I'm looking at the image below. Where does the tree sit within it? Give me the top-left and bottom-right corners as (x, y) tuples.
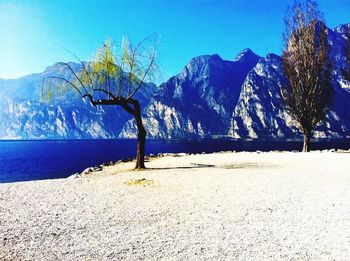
(42, 36), (158, 169)
(281, 0), (333, 152)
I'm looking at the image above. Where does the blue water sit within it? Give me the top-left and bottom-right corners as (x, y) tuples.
(0, 139), (349, 183)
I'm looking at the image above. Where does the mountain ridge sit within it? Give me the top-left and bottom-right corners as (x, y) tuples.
(1, 23), (350, 139)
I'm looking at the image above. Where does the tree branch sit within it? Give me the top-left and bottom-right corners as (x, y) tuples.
(44, 76), (83, 97)
(126, 49), (156, 100)
(55, 62), (89, 94)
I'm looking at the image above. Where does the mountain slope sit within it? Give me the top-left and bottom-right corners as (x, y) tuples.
(0, 63), (157, 139)
(120, 49), (261, 138)
(121, 24), (350, 139)
(1, 23), (350, 140)
(229, 24), (350, 139)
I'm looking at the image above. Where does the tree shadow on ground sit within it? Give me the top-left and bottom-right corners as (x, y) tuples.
(146, 163), (216, 170)
(219, 163), (278, 169)
(145, 162), (278, 171)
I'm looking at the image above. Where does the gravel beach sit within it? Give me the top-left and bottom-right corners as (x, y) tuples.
(1, 151), (350, 260)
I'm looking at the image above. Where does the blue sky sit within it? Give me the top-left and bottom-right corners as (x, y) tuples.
(0, 0), (349, 81)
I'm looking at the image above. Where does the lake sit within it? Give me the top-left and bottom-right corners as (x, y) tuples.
(0, 139), (349, 183)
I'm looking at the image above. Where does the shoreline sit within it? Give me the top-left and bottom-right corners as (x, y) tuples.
(2, 138), (350, 184)
(1, 151), (350, 259)
(70, 148), (350, 180)
(1, 149), (349, 184)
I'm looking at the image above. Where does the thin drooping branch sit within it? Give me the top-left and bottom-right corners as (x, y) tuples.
(62, 49), (94, 88)
(43, 76), (83, 97)
(65, 51), (95, 88)
(80, 62), (94, 87)
(55, 62), (89, 94)
(43, 35), (158, 169)
(126, 49), (156, 100)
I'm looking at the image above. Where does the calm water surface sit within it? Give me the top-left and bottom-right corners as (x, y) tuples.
(0, 139), (349, 183)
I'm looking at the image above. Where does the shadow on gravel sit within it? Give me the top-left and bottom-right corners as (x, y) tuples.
(219, 163), (278, 169)
(146, 163), (216, 170)
(146, 162), (278, 171)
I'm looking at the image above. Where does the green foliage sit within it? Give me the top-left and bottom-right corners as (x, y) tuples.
(89, 38), (121, 96)
(40, 82), (44, 102)
(46, 83), (52, 101)
(41, 35), (158, 102)
(88, 36), (157, 99)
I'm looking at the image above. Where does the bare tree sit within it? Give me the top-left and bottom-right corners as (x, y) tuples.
(281, 0), (333, 152)
(42, 36), (158, 169)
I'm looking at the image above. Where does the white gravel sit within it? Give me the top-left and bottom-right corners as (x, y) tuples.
(1, 151), (350, 260)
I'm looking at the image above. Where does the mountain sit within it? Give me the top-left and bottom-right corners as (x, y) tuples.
(1, 23), (350, 140)
(229, 24), (350, 139)
(0, 64), (157, 139)
(120, 49), (260, 138)
(121, 24), (350, 139)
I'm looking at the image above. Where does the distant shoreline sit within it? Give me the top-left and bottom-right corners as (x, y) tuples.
(1, 137), (350, 142)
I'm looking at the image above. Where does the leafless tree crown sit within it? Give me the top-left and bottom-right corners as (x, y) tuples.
(282, 0), (333, 135)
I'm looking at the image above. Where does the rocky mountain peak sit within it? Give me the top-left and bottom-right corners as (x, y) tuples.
(179, 54), (223, 79)
(234, 48), (259, 62)
(333, 23), (350, 35)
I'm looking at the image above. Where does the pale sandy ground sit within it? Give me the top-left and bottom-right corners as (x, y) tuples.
(1, 151), (350, 260)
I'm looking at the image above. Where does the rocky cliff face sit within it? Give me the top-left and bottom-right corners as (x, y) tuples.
(0, 99), (130, 139)
(1, 24), (350, 140)
(228, 54), (298, 139)
(121, 24), (350, 139)
(0, 63), (156, 139)
(119, 49), (260, 138)
(229, 24), (350, 139)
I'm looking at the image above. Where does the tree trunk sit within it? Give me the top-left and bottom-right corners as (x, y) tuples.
(302, 129), (311, 152)
(133, 100), (147, 169)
